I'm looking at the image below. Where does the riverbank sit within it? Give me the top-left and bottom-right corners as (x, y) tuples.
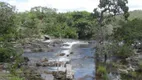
(95, 42), (142, 80)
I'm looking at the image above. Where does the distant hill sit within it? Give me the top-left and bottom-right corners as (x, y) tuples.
(129, 10), (142, 20)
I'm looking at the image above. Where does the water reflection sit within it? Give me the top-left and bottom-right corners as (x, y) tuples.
(70, 44), (95, 80)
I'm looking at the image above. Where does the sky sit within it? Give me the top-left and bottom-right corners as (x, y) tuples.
(0, 0), (142, 12)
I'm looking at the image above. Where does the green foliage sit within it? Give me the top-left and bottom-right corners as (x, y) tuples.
(41, 11), (97, 39)
(105, 42), (134, 59)
(97, 65), (108, 80)
(113, 19), (142, 44)
(120, 70), (142, 80)
(64, 27), (78, 38)
(10, 76), (23, 80)
(0, 43), (17, 62)
(2, 1), (142, 80)
(71, 11), (97, 39)
(0, 2), (17, 41)
(9, 55), (24, 76)
(129, 10), (142, 20)
(138, 61), (142, 68)
(130, 71), (137, 78)
(97, 66), (107, 74)
(0, 2), (23, 79)
(114, 45), (133, 59)
(0, 2), (19, 62)
(0, 3), (98, 40)
(18, 12), (41, 38)
(93, 0), (129, 26)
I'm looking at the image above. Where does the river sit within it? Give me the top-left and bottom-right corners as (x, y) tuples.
(23, 40), (95, 80)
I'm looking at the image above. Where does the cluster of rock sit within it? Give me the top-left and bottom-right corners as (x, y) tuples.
(21, 39), (79, 80)
(36, 60), (66, 67)
(24, 52), (74, 80)
(22, 39), (62, 53)
(107, 46), (142, 80)
(21, 67), (44, 80)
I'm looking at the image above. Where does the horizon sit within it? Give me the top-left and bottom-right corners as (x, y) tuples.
(0, 0), (142, 12)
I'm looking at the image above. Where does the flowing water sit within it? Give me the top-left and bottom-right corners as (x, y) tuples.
(70, 44), (95, 80)
(23, 41), (95, 80)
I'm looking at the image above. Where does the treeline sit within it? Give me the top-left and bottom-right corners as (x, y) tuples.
(1, 4), (97, 40)
(1, 1), (142, 41)
(1, 1), (142, 62)
(18, 8), (98, 40)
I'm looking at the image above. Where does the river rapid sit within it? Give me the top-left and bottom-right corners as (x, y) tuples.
(23, 40), (95, 80)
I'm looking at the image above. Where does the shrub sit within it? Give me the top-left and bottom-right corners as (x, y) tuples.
(0, 44), (17, 62)
(10, 76), (23, 80)
(98, 66), (107, 74)
(97, 65), (108, 80)
(114, 45), (134, 59)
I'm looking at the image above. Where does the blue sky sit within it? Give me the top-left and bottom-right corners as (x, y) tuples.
(1, 0), (142, 12)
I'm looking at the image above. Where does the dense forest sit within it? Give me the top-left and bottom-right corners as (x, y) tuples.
(1, 2), (142, 41)
(0, 1), (142, 80)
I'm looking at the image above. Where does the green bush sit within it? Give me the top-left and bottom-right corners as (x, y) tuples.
(10, 76), (23, 80)
(97, 66), (108, 80)
(138, 61), (142, 68)
(0, 45), (17, 62)
(98, 66), (107, 74)
(0, 42), (23, 62)
(114, 45), (134, 59)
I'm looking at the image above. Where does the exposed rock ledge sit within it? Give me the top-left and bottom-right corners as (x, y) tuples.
(20, 39), (62, 53)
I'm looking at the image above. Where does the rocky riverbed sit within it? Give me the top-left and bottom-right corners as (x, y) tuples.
(23, 40), (96, 80)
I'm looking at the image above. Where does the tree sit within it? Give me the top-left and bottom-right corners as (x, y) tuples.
(94, 0), (129, 25)
(18, 12), (40, 39)
(71, 11), (97, 39)
(30, 6), (57, 21)
(17, 6), (58, 40)
(93, 0), (129, 79)
(0, 2), (21, 62)
(0, 2), (17, 42)
(113, 19), (142, 45)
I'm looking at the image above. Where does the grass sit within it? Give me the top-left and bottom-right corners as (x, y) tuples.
(0, 71), (23, 80)
(97, 65), (109, 80)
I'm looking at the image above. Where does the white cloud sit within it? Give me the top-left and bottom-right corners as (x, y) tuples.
(0, 0), (99, 12)
(0, 0), (142, 12)
(128, 0), (142, 11)
(6, 0), (53, 12)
